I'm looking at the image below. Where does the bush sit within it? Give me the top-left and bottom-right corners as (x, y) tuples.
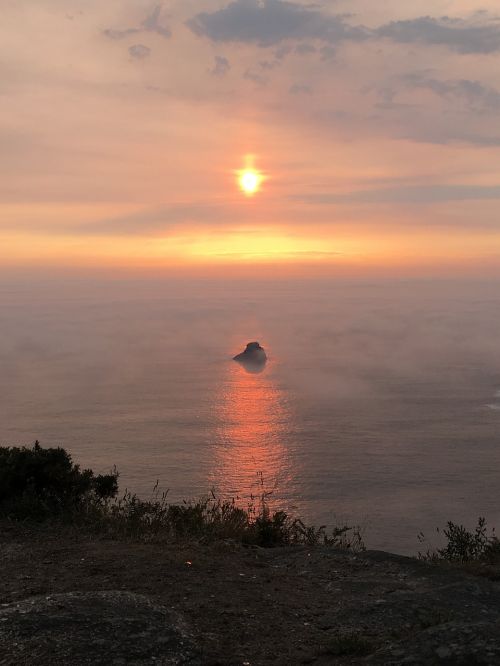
(418, 517), (500, 564)
(0, 441), (118, 520)
(0, 442), (365, 550)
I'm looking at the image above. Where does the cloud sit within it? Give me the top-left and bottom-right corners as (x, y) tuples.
(186, 0), (367, 47)
(71, 203), (262, 237)
(360, 73), (500, 145)
(129, 44), (151, 60)
(318, 45), (336, 61)
(286, 94), (500, 147)
(104, 5), (170, 42)
(259, 59), (277, 70)
(376, 16), (500, 54)
(104, 28), (140, 41)
(186, 2), (500, 56)
(243, 69), (267, 86)
(406, 129), (500, 146)
(76, 206), (202, 236)
(289, 84), (312, 95)
(213, 250), (343, 259)
(295, 43), (316, 55)
(209, 55), (231, 77)
(295, 184), (500, 205)
(274, 45), (292, 60)
(402, 74), (500, 112)
(141, 5), (171, 39)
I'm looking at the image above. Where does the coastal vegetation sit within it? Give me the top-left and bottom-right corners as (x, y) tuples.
(0, 441), (364, 550)
(4, 441), (500, 567)
(418, 517), (500, 566)
(4, 443), (500, 663)
(0, 441), (118, 520)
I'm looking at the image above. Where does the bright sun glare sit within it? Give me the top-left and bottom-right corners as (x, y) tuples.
(238, 168), (263, 196)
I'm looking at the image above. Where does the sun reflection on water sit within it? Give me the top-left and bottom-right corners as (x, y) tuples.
(209, 358), (297, 510)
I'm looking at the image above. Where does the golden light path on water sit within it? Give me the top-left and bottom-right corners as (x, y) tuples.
(209, 357), (297, 512)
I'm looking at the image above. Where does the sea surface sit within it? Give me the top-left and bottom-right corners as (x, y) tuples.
(1, 276), (500, 554)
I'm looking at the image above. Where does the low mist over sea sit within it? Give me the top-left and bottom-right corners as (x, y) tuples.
(2, 276), (500, 554)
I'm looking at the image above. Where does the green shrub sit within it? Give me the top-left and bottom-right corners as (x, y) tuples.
(0, 442), (365, 550)
(0, 441), (118, 519)
(418, 517), (500, 564)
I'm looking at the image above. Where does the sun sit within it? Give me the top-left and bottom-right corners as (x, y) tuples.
(238, 168), (263, 196)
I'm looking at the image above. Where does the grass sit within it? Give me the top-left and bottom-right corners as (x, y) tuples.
(87, 488), (365, 548)
(0, 442), (365, 550)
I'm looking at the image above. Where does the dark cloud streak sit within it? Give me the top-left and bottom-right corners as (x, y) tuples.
(104, 28), (140, 41)
(376, 16), (500, 54)
(295, 185), (500, 205)
(186, 0), (367, 47)
(402, 74), (500, 112)
(187, 1), (500, 55)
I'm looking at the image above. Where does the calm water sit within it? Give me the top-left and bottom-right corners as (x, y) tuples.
(1, 276), (500, 554)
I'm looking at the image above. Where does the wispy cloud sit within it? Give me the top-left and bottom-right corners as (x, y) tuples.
(376, 15), (500, 54)
(209, 56), (231, 77)
(104, 5), (171, 42)
(295, 185), (500, 205)
(243, 69), (267, 86)
(141, 5), (171, 39)
(70, 203), (258, 237)
(402, 74), (500, 112)
(289, 84), (312, 95)
(103, 27), (140, 41)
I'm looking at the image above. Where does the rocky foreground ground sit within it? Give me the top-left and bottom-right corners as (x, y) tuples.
(2, 522), (500, 665)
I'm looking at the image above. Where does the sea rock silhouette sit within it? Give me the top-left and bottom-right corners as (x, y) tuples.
(233, 342), (267, 373)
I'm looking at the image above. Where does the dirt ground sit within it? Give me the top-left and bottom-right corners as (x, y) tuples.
(2, 521), (500, 665)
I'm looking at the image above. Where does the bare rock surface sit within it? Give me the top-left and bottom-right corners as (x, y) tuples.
(368, 621), (500, 665)
(0, 591), (199, 666)
(3, 523), (500, 664)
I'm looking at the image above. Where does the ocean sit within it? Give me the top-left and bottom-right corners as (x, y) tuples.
(1, 276), (500, 554)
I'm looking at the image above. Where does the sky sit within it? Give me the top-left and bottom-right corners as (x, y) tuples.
(2, 0), (500, 276)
